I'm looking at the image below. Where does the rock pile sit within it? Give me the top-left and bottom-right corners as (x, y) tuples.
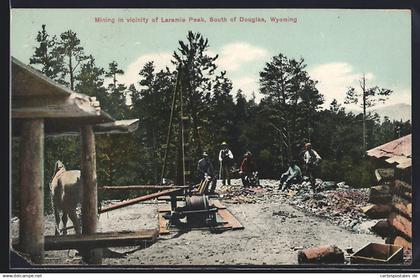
(218, 178), (373, 233)
(285, 182), (371, 233)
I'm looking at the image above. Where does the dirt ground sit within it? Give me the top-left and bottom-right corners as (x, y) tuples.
(11, 179), (382, 266)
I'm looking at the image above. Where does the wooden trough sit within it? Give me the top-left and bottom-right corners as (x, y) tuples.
(350, 243), (403, 264)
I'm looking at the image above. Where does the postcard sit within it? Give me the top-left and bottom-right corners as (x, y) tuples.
(10, 8), (412, 268)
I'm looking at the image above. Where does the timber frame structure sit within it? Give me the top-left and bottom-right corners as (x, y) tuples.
(11, 57), (139, 265)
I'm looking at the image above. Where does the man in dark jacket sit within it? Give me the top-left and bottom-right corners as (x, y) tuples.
(197, 151), (217, 193)
(240, 151), (258, 187)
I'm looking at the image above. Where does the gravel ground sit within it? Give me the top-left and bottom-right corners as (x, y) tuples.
(11, 179), (386, 267)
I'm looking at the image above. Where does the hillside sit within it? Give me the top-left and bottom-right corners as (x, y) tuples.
(348, 103), (411, 122)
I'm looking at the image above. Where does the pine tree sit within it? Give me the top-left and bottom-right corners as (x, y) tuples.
(29, 24), (65, 82)
(172, 31), (219, 157)
(55, 30), (89, 90)
(105, 61), (128, 118)
(259, 53), (323, 161)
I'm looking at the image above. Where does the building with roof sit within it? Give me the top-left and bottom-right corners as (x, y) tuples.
(366, 134), (412, 250)
(11, 57), (139, 264)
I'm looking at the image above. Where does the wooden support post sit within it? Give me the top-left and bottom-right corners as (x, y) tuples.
(80, 125), (102, 264)
(19, 119), (44, 264)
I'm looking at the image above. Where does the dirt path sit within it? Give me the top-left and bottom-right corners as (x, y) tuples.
(11, 179), (381, 266)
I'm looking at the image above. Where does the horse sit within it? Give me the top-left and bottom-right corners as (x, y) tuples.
(49, 160), (82, 236)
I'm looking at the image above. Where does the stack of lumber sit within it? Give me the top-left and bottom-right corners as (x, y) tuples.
(363, 169), (412, 250)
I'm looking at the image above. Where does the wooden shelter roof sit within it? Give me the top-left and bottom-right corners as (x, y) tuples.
(367, 134), (411, 169)
(11, 57), (139, 136)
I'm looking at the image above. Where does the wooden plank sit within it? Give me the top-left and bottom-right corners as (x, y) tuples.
(158, 213), (170, 235)
(392, 196), (412, 220)
(393, 236), (412, 250)
(209, 199), (227, 209)
(393, 179), (412, 193)
(43, 229), (158, 250)
(158, 204), (172, 213)
(217, 208), (244, 230)
(99, 188), (182, 213)
(19, 119), (44, 264)
(388, 212), (412, 239)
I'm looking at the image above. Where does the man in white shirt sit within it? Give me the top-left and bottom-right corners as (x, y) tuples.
(218, 141), (234, 186)
(303, 143), (322, 188)
(279, 160), (302, 191)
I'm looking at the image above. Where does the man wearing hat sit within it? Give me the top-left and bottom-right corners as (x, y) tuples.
(218, 141), (234, 186)
(303, 143), (322, 188)
(197, 151), (217, 193)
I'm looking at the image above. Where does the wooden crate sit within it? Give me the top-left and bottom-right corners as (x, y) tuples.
(350, 243), (403, 264)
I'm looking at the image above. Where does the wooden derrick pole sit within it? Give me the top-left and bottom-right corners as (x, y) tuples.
(80, 125), (102, 264)
(19, 119), (45, 264)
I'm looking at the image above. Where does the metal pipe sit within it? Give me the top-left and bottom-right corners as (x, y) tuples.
(99, 188), (182, 214)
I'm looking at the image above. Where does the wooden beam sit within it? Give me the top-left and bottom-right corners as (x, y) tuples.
(12, 94), (101, 119)
(388, 212), (412, 239)
(392, 195), (412, 220)
(80, 125), (102, 264)
(43, 229), (158, 250)
(19, 119), (44, 264)
(99, 188), (183, 214)
(393, 236), (412, 250)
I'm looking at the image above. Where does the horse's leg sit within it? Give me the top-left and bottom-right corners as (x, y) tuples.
(67, 208), (81, 236)
(53, 207), (61, 236)
(62, 211), (68, 235)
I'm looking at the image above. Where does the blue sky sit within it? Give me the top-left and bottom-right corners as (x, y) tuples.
(11, 9), (411, 109)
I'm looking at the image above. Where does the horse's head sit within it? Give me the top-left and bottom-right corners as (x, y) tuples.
(49, 160), (66, 189)
(54, 160), (66, 173)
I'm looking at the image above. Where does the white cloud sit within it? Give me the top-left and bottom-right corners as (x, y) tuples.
(216, 42), (268, 72)
(376, 87), (411, 108)
(231, 76), (264, 103)
(308, 62), (375, 109)
(104, 52), (173, 88)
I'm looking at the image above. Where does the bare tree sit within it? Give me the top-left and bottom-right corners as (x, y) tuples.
(345, 74), (393, 150)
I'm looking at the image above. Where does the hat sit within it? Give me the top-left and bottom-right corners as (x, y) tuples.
(221, 141), (228, 146)
(202, 151), (208, 157)
(245, 151), (252, 156)
(305, 143), (312, 148)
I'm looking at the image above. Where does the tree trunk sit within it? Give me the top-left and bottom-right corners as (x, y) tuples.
(69, 54), (74, 90)
(362, 74), (366, 151)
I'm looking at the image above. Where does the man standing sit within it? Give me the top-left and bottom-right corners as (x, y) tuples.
(279, 160), (302, 191)
(197, 152), (217, 193)
(218, 141), (234, 186)
(240, 151), (258, 187)
(303, 143), (322, 188)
